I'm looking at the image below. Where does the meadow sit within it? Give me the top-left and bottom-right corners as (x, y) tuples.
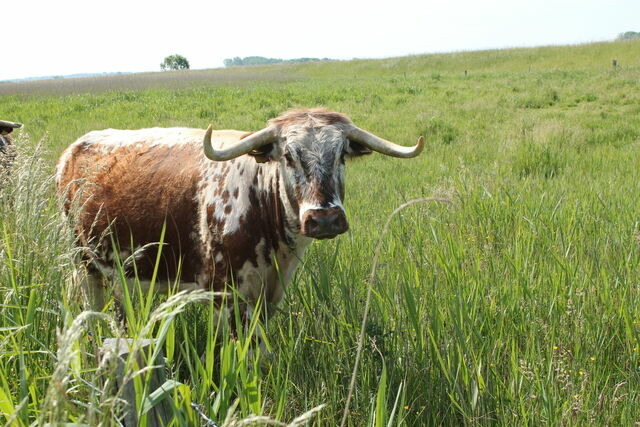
(1, 40), (640, 425)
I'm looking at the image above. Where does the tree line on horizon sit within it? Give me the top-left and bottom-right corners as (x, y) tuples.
(616, 31), (640, 41)
(223, 56), (332, 67)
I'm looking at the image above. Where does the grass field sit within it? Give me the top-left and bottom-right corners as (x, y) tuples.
(1, 40), (640, 425)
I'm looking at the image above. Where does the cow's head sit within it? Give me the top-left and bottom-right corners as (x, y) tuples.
(203, 109), (424, 239)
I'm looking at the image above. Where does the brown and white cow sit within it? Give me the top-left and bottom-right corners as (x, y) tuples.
(56, 108), (423, 321)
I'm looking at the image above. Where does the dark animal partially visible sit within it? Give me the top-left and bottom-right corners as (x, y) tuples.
(0, 120), (21, 173)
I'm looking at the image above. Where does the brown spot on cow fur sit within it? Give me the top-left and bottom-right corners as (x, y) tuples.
(58, 141), (204, 282)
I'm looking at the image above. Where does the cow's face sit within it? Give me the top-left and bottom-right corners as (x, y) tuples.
(202, 109), (424, 239)
(272, 124), (370, 239)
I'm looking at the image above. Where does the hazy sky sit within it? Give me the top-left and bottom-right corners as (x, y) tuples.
(3, 0), (638, 81)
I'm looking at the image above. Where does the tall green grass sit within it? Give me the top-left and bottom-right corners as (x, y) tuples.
(1, 40), (640, 424)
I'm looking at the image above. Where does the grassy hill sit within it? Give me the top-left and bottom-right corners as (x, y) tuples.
(2, 40), (638, 97)
(1, 40), (640, 425)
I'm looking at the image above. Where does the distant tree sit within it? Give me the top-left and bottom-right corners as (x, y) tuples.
(616, 31), (640, 41)
(160, 54), (190, 71)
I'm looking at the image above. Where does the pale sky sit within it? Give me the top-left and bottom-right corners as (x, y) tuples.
(3, 0), (639, 81)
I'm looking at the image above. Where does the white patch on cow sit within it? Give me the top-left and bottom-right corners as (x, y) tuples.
(232, 236), (310, 311)
(298, 201), (320, 219)
(84, 128), (204, 150)
(298, 199), (346, 224)
(197, 154), (286, 240)
(236, 237), (268, 302)
(56, 128), (206, 184)
(54, 145), (74, 185)
(272, 240), (309, 302)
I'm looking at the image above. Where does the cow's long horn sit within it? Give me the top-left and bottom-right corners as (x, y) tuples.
(346, 127), (424, 158)
(203, 125), (278, 161)
(0, 120), (21, 128)
(0, 120), (22, 135)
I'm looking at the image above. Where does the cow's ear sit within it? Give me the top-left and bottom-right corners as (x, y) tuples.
(247, 144), (276, 163)
(345, 139), (372, 159)
(239, 131), (278, 163)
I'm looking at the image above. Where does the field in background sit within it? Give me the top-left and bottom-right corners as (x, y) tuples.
(1, 40), (640, 425)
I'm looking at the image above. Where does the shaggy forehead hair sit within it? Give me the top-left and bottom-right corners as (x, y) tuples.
(268, 108), (353, 130)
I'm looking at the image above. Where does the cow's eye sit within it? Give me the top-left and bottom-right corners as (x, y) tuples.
(284, 152), (295, 166)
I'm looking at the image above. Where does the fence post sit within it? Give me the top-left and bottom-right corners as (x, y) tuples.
(101, 338), (172, 426)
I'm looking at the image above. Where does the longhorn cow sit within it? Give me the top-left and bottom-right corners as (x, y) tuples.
(56, 108), (424, 320)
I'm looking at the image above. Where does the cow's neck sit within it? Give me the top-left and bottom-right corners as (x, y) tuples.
(250, 159), (312, 252)
(234, 159), (312, 306)
(200, 157), (312, 304)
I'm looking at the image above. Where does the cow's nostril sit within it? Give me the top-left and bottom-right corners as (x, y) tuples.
(306, 217), (318, 231)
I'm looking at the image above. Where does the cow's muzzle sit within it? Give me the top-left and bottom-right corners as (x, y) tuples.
(301, 207), (349, 239)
